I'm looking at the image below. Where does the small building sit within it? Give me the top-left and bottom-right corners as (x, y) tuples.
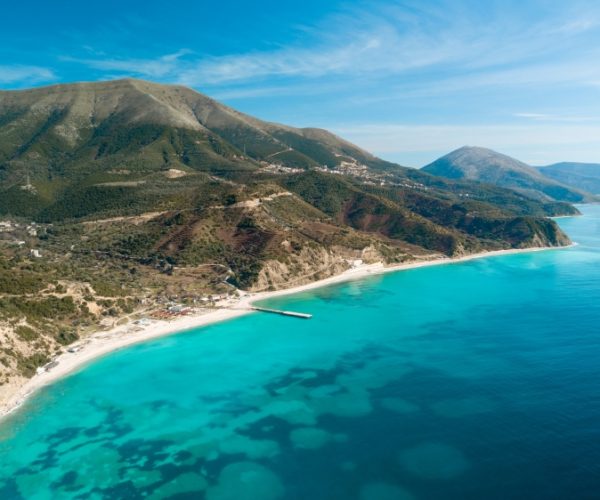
(30, 249), (42, 258)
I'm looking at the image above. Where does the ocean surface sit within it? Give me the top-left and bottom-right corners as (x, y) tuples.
(1, 206), (600, 499)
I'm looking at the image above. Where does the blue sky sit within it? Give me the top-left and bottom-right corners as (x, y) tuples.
(2, 0), (600, 166)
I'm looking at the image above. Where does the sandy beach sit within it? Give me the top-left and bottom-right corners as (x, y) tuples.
(0, 244), (571, 422)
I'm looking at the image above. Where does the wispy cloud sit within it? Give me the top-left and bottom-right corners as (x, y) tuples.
(177, 36), (386, 85)
(335, 122), (600, 150)
(0, 65), (55, 85)
(514, 113), (599, 123)
(64, 1), (600, 99)
(190, 0), (600, 92)
(61, 50), (191, 79)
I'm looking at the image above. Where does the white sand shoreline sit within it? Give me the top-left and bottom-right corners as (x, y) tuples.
(0, 244), (574, 422)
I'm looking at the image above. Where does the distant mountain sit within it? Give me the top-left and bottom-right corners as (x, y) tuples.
(537, 163), (600, 194)
(422, 146), (594, 203)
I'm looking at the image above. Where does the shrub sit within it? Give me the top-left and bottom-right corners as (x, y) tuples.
(55, 329), (79, 346)
(16, 325), (39, 341)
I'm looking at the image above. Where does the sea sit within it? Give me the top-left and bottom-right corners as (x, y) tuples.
(1, 205), (599, 499)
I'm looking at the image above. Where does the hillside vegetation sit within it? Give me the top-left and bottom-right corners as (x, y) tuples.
(0, 79), (575, 392)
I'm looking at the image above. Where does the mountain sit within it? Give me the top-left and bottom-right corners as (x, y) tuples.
(0, 80), (576, 389)
(422, 146), (594, 203)
(537, 163), (600, 194)
(0, 78), (382, 193)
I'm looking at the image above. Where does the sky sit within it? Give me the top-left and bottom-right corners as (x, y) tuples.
(2, 0), (600, 167)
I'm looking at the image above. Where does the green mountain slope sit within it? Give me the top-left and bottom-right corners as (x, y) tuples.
(422, 146), (595, 203)
(0, 79), (376, 186)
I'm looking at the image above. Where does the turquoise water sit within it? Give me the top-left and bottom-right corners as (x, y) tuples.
(1, 206), (600, 499)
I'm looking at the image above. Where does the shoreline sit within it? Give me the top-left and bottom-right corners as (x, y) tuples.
(0, 244), (573, 422)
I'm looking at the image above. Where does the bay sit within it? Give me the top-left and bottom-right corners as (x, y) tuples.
(1, 206), (599, 499)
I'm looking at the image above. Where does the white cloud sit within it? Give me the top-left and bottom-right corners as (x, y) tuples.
(0, 65), (55, 85)
(62, 50), (191, 79)
(514, 113), (599, 123)
(177, 37), (380, 85)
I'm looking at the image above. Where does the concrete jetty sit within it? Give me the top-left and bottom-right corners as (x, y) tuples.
(251, 306), (312, 319)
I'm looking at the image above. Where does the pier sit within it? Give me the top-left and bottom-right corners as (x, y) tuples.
(251, 306), (312, 319)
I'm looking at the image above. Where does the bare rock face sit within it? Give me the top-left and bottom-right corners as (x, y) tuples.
(251, 246), (351, 292)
